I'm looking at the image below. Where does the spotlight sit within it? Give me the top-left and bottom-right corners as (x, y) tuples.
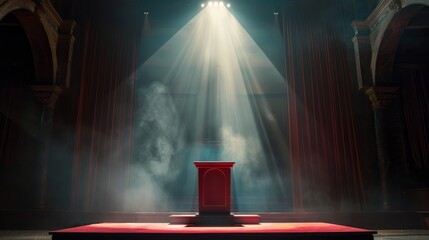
(273, 12), (279, 15)
(200, 1), (230, 9)
(144, 11), (149, 15)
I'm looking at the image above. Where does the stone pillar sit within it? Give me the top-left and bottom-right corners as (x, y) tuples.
(365, 86), (398, 210)
(352, 21), (373, 89)
(31, 85), (63, 208)
(56, 20), (76, 88)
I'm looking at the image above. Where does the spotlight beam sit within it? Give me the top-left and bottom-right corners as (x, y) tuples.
(136, 5), (286, 211)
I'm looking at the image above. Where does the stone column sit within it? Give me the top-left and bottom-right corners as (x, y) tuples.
(365, 86), (398, 210)
(31, 85), (63, 209)
(57, 20), (76, 88)
(352, 21), (372, 90)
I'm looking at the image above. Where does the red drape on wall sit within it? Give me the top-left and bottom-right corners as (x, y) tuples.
(283, 1), (366, 211)
(71, 16), (139, 210)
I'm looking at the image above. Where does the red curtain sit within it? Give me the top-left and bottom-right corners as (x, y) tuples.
(71, 15), (139, 211)
(283, 1), (367, 211)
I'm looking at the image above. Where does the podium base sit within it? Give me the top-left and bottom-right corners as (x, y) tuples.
(169, 213), (260, 225)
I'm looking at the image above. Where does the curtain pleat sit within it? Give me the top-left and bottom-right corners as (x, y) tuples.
(71, 18), (139, 211)
(283, 1), (366, 211)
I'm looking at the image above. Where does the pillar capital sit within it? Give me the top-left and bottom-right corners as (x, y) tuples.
(31, 85), (63, 110)
(351, 21), (371, 36)
(365, 87), (398, 110)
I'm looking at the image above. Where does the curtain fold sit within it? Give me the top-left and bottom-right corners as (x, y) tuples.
(283, 1), (366, 211)
(71, 16), (139, 211)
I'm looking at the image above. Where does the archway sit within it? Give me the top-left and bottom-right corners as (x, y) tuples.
(371, 2), (429, 210)
(0, 0), (56, 84)
(374, 4), (428, 86)
(0, 0), (69, 209)
(352, 0), (429, 210)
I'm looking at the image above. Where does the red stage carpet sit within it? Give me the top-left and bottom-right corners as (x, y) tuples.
(50, 222), (376, 240)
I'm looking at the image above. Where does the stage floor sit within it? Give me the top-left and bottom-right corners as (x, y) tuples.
(50, 222), (376, 240)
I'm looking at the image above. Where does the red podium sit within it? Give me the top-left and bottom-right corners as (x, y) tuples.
(195, 161), (234, 214)
(170, 161), (259, 225)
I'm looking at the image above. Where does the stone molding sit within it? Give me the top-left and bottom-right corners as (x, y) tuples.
(31, 85), (63, 109)
(0, 0), (76, 87)
(365, 87), (399, 110)
(352, 0), (429, 87)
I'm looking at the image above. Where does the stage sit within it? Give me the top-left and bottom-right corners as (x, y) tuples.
(50, 222), (376, 240)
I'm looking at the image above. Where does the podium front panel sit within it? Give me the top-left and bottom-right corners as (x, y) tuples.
(194, 161), (235, 215)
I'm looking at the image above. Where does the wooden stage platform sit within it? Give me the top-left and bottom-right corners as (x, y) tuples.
(50, 222), (377, 240)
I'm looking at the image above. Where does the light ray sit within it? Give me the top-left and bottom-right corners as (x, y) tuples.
(133, 6), (288, 211)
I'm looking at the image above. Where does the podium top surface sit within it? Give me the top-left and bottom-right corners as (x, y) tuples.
(194, 161), (235, 168)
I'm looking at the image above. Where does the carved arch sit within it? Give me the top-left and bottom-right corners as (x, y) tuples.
(368, 0), (429, 86)
(0, 0), (75, 86)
